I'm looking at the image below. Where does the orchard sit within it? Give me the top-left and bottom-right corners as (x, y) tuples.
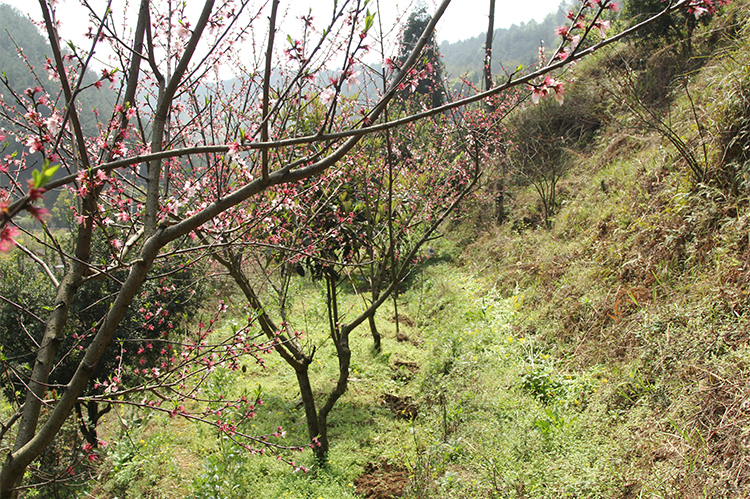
(0, 0), (729, 496)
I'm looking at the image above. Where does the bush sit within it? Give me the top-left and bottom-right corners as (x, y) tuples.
(0, 239), (210, 492)
(507, 79), (602, 227)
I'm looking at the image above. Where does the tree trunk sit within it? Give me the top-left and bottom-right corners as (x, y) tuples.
(483, 0), (496, 95)
(314, 328), (351, 461)
(368, 314), (381, 351)
(295, 366), (320, 447)
(368, 279), (382, 350)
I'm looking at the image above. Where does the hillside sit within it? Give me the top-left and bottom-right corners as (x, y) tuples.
(456, 0), (750, 494)
(440, 7), (568, 86)
(0, 4), (117, 178)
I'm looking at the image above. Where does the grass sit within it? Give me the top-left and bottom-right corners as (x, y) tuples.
(87, 252), (630, 498)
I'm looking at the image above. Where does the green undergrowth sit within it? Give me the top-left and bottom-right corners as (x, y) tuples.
(93, 272), (431, 498)
(93, 253), (633, 498)
(397, 266), (626, 498)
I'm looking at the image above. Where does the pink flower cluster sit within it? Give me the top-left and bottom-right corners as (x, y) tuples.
(686, 0), (731, 18)
(531, 75), (565, 105)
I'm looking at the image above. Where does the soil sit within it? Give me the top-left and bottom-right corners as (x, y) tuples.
(396, 332), (410, 342)
(395, 332), (421, 346)
(383, 393), (418, 420)
(389, 314), (416, 327)
(354, 459), (410, 498)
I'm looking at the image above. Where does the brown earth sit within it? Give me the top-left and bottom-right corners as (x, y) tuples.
(354, 459), (410, 498)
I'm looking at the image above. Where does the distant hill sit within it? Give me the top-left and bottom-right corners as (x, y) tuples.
(0, 4), (52, 91)
(0, 4), (115, 136)
(440, 8), (568, 88)
(1, 3), (117, 191)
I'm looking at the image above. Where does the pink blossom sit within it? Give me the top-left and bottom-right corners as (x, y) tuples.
(687, 0), (715, 17)
(0, 226), (19, 252)
(346, 70), (361, 91)
(28, 205), (50, 221)
(26, 136), (44, 154)
(24, 109), (44, 127)
(177, 22), (192, 40)
(593, 20), (611, 38)
(531, 85), (547, 104)
(319, 88), (336, 105)
(545, 76), (565, 105)
(555, 26), (570, 38)
(102, 69), (116, 82)
(569, 35), (581, 51)
(45, 58), (59, 81)
(111, 142), (128, 158)
(26, 180), (46, 202)
(227, 141), (242, 161)
(45, 113), (62, 136)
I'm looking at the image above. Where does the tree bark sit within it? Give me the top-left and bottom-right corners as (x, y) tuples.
(483, 0), (496, 94)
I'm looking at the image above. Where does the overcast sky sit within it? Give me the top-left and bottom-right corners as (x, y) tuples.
(1, 0), (562, 44)
(1, 0), (562, 78)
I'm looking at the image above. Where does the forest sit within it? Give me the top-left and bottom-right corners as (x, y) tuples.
(1, 0), (749, 497)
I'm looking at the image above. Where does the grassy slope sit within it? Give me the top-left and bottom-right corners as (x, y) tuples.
(452, 2), (750, 496)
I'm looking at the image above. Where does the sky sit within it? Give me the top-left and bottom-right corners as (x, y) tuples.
(1, 0), (563, 45)
(1, 0), (563, 77)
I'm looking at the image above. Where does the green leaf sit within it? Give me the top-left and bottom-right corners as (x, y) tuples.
(32, 161), (60, 189)
(364, 9), (375, 33)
